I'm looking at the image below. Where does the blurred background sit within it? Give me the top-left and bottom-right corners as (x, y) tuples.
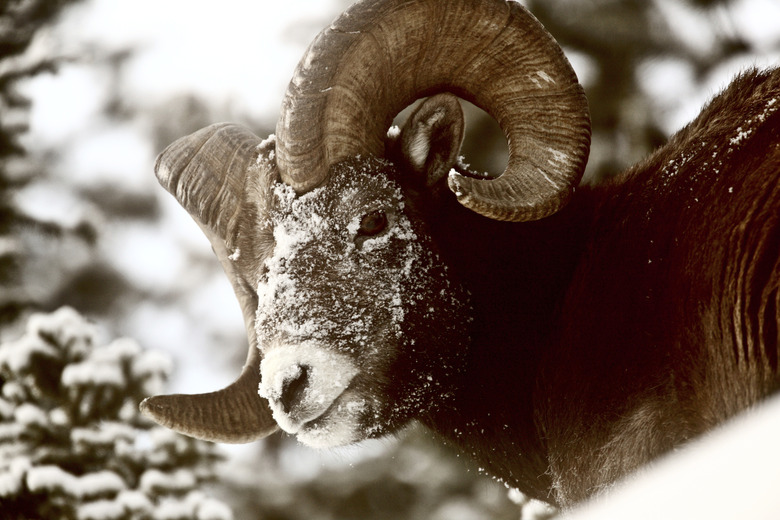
(1, 0), (779, 518)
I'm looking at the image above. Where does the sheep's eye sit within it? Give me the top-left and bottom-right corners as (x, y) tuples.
(358, 210), (388, 236)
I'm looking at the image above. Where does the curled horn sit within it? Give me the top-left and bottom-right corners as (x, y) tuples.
(275, 0), (591, 221)
(142, 123), (278, 442)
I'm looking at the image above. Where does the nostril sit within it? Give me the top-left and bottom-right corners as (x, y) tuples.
(280, 364), (310, 414)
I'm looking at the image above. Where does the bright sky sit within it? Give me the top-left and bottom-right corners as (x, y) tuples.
(48, 0), (340, 116)
(19, 0), (345, 205)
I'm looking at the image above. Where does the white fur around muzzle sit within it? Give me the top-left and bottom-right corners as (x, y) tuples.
(258, 342), (365, 447)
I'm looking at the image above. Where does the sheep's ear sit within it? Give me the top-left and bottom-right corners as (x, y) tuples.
(142, 123), (279, 443)
(398, 93), (465, 187)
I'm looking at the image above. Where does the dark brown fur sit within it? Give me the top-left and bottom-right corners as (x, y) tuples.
(404, 69), (780, 506)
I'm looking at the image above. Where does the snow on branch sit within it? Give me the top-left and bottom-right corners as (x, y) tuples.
(0, 307), (233, 520)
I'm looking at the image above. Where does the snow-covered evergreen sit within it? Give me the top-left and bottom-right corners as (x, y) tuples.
(0, 307), (232, 520)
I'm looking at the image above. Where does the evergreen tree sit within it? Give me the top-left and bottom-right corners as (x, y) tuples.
(0, 307), (233, 520)
(0, 0), (94, 325)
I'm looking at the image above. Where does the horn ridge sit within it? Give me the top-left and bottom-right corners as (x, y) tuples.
(154, 123), (263, 239)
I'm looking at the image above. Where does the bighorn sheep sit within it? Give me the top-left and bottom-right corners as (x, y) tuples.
(140, 0), (780, 507)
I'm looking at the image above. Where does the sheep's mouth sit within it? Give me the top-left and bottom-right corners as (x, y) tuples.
(298, 397), (340, 430)
(291, 386), (372, 448)
(303, 380), (353, 425)
(271, 390), (344, 436)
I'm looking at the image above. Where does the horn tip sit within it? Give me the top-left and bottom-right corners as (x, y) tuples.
(447, 170), (571, 222)
(139, 395), (169, 426)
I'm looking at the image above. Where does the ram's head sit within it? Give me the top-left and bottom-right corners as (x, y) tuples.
(141, 0), (590, 447)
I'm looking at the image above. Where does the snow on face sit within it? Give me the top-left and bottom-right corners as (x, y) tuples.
(254, 157), (467, 447)
(255, 158), (414, 348)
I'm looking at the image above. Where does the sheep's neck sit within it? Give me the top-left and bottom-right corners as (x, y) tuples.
(420, 189), (596, 503)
